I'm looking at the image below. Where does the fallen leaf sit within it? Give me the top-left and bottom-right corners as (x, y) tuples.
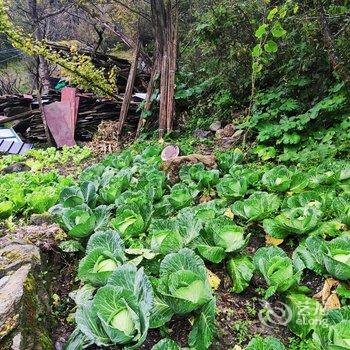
(265, 234), (284, 246)
(324, 293), (341, 310)
(314, 278), (339, 304)
(233, 346), (243, 350)
(207, 268), (221, 290)
(225, 208), (234, 219)
(199, 195), (211, 203)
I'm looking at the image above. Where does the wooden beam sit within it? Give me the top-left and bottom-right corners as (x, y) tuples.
(117, 35), (141, 138)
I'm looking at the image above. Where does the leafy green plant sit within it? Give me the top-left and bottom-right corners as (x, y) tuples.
(216, 149), (244, 173)
(154, 248), (216, 349)
(332, 194), (350, 226)
(285, 293), (323, 339)
(231, 191), (281, 222)
(216, 175), (248, 200)
(78, 230), (126, 286)
(168, 184), (193, 210)
(227, 255), (255, 293)
(111, 204), (146, 238)
(262, 165), (294, 192)
(58, 204), (110, 239)
(246, 336), (285, 350)
(313, 306), (350, 349)
(263, 207), (320, 239)
(324, 236), (350, 281)
(197, 217), (250, 263)
(151, 339), (181, 350)
(253, 246), (302, 298)
(293, 236), (327, 275)
(66, 264), (153, 349)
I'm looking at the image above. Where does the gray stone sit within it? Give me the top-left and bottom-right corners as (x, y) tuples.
(193, 129), (211, 138)
(232, 129), (244, 139)
(209, 121), (222, 132)
(0, 240), (54, 350)
(222, 123), (236, 137)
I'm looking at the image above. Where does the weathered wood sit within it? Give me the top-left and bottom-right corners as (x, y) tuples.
(36, 91), (52, 145)
(166, 2), (178, 133)
(149, 0), (178, 138)
(117, 35), (141, 138)
(136, 55), (160, 137)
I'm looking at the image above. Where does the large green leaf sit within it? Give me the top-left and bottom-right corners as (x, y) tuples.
(78, 248), (122, 286)
(285, 293), (323, 339)
(86, 230), (125, 257)
(151, 339), (181, 350)
(227, 255), (255, 293)
(292, 236), (327, 275)
(149, 294), (174, 328)
(75, 301), (111, 347)
(231, 192), (281, 222)
(245, 336), (285, 350)
(188, 298), (216, 350)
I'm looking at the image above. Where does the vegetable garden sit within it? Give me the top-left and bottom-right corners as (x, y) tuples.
(2, 140), (350, 350)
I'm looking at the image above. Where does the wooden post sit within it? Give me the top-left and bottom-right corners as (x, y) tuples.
(136, 55), (160, 137)
(166, 3), (178, 133)
(117, 34), (141, 139)
(37, 85), (52, 146)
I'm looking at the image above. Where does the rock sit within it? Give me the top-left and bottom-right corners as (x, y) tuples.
(232, 129), (244, 139)
(222, 123), (236, 137)
(193, 129), (211, 139)
(29, 213), (54, 226)
(0, 224), (66, 252)
(209, 121), (222, 132)
(0, 240), (54, 350)
(2, 163), (31, 174)
(215, 129), (225, 139)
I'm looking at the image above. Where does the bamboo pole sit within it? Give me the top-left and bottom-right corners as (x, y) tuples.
(117, 34), (141, 139)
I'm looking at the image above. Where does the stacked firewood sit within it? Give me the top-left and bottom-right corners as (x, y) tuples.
(0, 92), (142, 141)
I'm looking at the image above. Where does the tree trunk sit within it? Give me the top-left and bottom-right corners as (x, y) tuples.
(316, 0), (350, 92)
(136, 54), (161, 137)
(150, 0), (178, 138)
(28, 0), (50, 94)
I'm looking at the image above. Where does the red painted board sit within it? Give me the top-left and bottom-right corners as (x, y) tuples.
(61, 87), (79, 137)
(44, 102), (76, 147)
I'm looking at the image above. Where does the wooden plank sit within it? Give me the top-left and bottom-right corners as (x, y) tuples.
(61, 87), (79, 137)
(117, 34), (141, 138)
(44, 102), (76, 147)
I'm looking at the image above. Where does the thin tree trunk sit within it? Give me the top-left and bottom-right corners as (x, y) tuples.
(136, 55), (160, 137)
(37, 86), (52, 145)
(150, 0), (178, 138)
(28, 0), (50, 93)
(117, 34), (141, 139)
(316, 0), (350, 92)
(166, 3), (178, 133)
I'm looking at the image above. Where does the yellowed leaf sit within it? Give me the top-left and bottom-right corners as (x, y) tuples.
(314, 278), (339, 304)
(265, 235), (284, 246)
(188, 315), (195, 326)
(207, 268), (221, 290)
(225, 208), (234, 219)
(324, 293), (341, 310)
(233, 346), (243, 350)
(199, 195), (212, 203)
